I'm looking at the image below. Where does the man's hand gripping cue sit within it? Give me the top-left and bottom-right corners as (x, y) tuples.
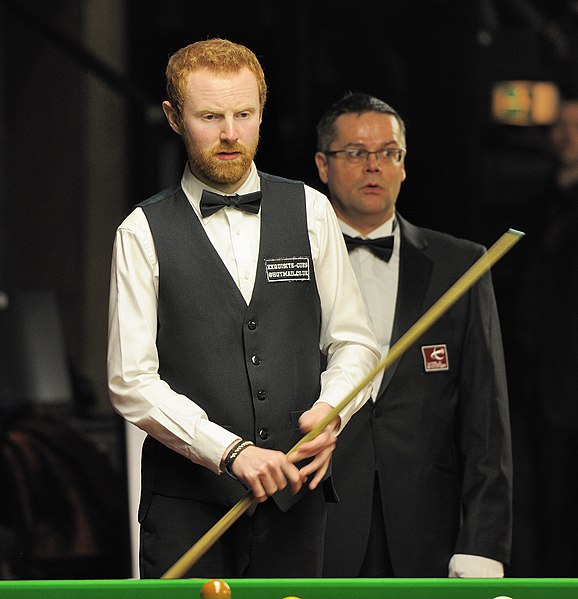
(227, 402), (340, 502)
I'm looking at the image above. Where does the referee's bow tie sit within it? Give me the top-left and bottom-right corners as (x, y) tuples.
(199, 189), (262, 218)
(343, 233), (394, 262)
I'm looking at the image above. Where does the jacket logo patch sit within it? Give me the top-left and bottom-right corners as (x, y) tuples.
(265, 257), (310, 282)
(421, 344), (449, 372)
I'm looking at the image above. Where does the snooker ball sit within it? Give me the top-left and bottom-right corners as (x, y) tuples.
(199, 578), (232, 598)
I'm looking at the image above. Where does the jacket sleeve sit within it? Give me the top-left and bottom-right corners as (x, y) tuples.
(453, 265), (513, 564)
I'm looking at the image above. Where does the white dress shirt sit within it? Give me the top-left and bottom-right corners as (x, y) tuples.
(338, 216), (399, 397)
(107, 163), (380, 474)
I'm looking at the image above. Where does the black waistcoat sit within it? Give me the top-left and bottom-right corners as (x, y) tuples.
(138, 172), (321, 513)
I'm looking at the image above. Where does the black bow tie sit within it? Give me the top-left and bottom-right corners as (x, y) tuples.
(200, 189), (262, 218)
(343, 233), (394, 262)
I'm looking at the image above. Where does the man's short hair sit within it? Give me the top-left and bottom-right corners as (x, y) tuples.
(316, 92), (406, 151)
(165, 38), (267, 120)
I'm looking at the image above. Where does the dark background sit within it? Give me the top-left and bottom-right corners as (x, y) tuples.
(1, 0), (577, 580)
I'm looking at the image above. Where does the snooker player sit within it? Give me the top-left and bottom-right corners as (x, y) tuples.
(107, 39), (379, 578)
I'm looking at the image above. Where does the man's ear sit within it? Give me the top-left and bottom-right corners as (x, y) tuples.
(315, 151), (329, 184)
(162, 101), (182, 135)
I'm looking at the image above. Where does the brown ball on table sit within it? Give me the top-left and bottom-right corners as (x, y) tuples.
(199, 578), (232, 598)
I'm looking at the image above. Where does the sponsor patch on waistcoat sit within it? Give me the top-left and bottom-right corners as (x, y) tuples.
(265, 257), (310, 282)
(421, 344), (449, 372)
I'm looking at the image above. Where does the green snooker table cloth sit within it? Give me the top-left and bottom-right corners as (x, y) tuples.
(1, 578), (578, 599)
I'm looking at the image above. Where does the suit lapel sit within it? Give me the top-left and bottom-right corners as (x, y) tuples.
(376, 215), (433, 399)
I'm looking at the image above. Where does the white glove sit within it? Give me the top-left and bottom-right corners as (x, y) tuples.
(448, 554), (504, 578)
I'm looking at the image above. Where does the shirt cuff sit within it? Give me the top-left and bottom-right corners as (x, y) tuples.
(191, 420), (240, 475)
(315, 380), (373, 431)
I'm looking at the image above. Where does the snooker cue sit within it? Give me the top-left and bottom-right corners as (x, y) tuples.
(161, 227), (524, 579)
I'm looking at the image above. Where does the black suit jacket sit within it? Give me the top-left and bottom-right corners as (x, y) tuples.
(323, 215), (513, 577)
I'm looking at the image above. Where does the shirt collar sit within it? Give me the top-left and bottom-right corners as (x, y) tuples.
(338, 213), (397, 239)
(181, 162), (261, 219)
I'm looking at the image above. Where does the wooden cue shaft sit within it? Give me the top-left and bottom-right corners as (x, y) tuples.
(161, 228), (524, 579)
(293, 228), (525, 450)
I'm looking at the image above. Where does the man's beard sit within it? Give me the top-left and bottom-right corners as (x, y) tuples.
(184, 134), (259, 187)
